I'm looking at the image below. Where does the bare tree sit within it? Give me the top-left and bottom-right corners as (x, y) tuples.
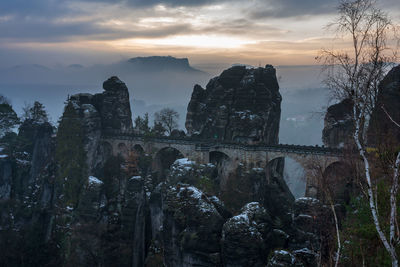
(317, 0), (399, 265)
(154, 108), (179, 136)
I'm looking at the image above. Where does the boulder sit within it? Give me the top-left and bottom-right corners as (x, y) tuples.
(163, 184), (225, 266)
(221, 202), (271, 267)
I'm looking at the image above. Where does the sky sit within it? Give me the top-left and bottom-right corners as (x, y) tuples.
(0, 0), (399, 69)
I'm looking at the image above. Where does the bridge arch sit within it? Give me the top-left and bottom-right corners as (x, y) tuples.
(132, 144), (144, 155)
(321, 161), (354, 203)
(267, 156), (306, 198)
(209, 151), (230, 166)
(153, 147), (185, 178)
(117, 143), (129, 159)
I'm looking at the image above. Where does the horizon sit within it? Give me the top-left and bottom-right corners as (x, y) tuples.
(0, 0), (399, 69)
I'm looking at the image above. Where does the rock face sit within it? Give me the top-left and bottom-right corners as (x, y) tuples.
(0, 74), (335, 266)
(186, 65), (281, 144)
(221, 202), (271, 267)
(322, 98), (354, 148)
(0, 120), (57, 266)
(67, 76), (133, 172)
(369, 65), (400, 145)
(162, 184), (225, 266)
(70, 76), (133, 133)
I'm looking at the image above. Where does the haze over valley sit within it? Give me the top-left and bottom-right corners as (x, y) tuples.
(0, 57), (328, 145)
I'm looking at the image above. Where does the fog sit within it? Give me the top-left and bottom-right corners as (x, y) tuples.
(0, 60), (330, 147)
(0, 59), (333, 198)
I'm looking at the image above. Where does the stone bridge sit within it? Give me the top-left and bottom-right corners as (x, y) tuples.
(101, 132), (345, 197)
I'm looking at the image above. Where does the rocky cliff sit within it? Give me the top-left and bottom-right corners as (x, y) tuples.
(322, 64), (400, 148)
(0, 74), (335, 266)
(322, 98), (354, 148)
(368, 64), (400, 145)
(70, 76), (133, 133)
(67, 76), (133, 173)
(0, 119), (57, 266)
(186, 65), (281, 144)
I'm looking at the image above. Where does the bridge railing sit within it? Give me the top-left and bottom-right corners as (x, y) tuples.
(101, 130), (343, 156)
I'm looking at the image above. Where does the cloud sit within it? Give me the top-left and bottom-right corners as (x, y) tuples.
(0, 16), (193, 42)
(247, 0), (336, 19)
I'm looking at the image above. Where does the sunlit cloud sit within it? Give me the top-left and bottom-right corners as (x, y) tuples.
(0, 0), (398, 68)
(127, 35), (257, 48)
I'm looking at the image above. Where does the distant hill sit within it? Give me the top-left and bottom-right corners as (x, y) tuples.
(124, 56), (205, 73)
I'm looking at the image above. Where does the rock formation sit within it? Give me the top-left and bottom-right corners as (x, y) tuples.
(69, 76), (133, 133)
(368, 64), (400, 145)
(66, 76), (133, 172)
(322, 64), (400, 148)
(186, 65), (282, 144)
(0, 74), (333, 266)
(127, 56), (203, 73)
(322, 98), (354, 148)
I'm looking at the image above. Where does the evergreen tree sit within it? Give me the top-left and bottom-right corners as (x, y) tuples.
(23, 101), (48, 123)
(56, 102), (87, 207)
(134, 113), (150, 134)
(0, 100), (19, 137)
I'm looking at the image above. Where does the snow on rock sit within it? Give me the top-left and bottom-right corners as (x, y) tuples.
(208, 195), (223, 206)
(267, 250), (296, 267)
(130, 175), (142, 180)
(66, 206), (74, 211)
(223, 202), (266, 238)
(170, 158), (197, 177)
(88, 176), (103, 186)
(174, 158), (194, 166)
(174, 185), (217, 214)
(295, 197), (320, 205)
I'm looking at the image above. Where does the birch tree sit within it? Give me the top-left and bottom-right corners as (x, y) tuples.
(317, 0), (399, 265)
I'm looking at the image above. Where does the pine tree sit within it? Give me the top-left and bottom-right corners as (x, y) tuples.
(0, 101), (19, 137)
(134, 113), (150, 134)
(56, 102), (87, 207)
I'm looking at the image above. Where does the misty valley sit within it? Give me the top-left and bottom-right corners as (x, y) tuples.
(1, 0), (400, 266)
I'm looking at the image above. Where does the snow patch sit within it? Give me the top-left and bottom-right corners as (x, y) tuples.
(176, 185), (216, 214)
(88, 176), (103, 185)
(174, 158), (195, 166)
(296, 197), (319, 204)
